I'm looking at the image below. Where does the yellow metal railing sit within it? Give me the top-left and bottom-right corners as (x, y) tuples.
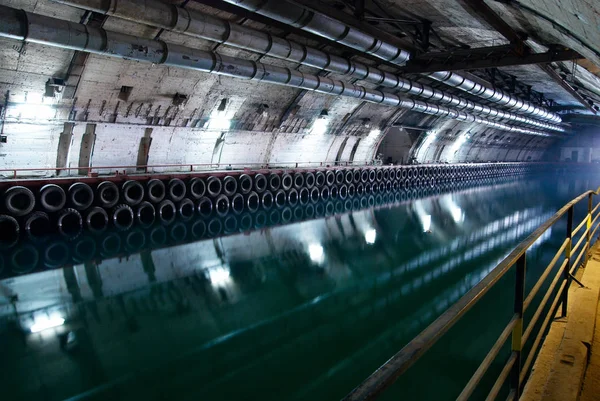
(344, 187), (600, 401)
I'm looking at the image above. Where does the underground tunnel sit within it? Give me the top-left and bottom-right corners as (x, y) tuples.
(2, 0), (600, 400)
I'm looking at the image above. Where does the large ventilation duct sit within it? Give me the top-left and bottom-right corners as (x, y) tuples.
(0, 5), (553, 137)
(53, 0), (564, 132)
(220, 0), (562, 124)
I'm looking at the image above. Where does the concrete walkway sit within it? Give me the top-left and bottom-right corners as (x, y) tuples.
(522, 244), (600, 401)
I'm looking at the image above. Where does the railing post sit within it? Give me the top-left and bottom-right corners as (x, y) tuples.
(563, 206), (574, 317)
(585, 193), (593, 265)
(511, 252), (526, 399)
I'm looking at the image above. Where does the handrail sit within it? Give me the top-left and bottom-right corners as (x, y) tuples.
(344, 187), (600, 401)
(0, 161), (533, 179)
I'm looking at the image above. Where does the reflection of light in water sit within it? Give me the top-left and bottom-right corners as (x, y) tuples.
(30, 314), (65, 333)
(309, 244), (324, 264)
(422, 214), (432, 232)
(414, 201), (433, 232)
(448, 199), (463, 223)
(365, 229), (376, 244)
(208, 266), (232, 286)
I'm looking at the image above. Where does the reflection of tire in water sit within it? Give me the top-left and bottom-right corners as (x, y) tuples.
(191, 220), (206, 239)
(44, 240), (70, 268)
(239, 213), (253, 231)
(281, 207), (292, 223)
(170, 222), (188, 242)
(12, 244), (39, 274)
(125, 229), (147, 252)
(150, 226), (167, 247)
(224, 215), (238, 234)
(207, 218), (223, 237)
(254, 211), (267, 228)
(100, 232), (122, 257)
(73, 235), (97, 263)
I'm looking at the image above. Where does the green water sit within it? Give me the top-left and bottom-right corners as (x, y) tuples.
(1, 173), (598, 401)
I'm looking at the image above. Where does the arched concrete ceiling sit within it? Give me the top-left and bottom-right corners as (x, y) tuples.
(0, 0), (599, 175)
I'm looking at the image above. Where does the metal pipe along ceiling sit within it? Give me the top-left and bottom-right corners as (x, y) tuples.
(51, 0), (565, 133)
(0, 5), (553, 137)
(221, 0), (562, 124)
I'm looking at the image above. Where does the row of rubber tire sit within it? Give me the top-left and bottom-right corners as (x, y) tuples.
(0, 165), (531, 242)
(1, 176), (514, 276)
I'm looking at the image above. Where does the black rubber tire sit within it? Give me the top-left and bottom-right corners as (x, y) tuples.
(325, 170), (335, 186)
(231, 193), (245, 214)
(4, 186), (35, 217)
(146, 179), (166, 203)
(69, 182), (94, 211)
(310, 187), (320, 202)
(25, 211), (51, 240)
(85, 206), (109, 233)
(96, 181), (119, 208)
(189, 177), (206, 199)
(339, 185), (348, 199)
(246, 191), (260, 212)
(40, 184), (66, 212)
(254, 173), (268, 193)
(261, 190), (274, 210)
(268, 174), (281, 192)
(207, 176), (222, 197)
(111, 204), (134, 231)
(281, 173), (293, 191)
(315, 171), (326, 187)
(293, 173), (304, 189)
(44, 240), (70, 269)
(361, 169), (369, 183)
(178, 198), (195, 220)
(136, 201), (156, 227)
(335, 170), (344, 185)
(0, 214), (19, 248)
(368, 169), (376, 182)
(353, 169), (361, 183)
(157, 199), (176, 225)
(197, 196), (213, 218)
(57, 208), (82, 238)
(222, 176), (237, 197)
(348, 184), (356, 197)
(330, 185), (339, 199)
(168, 178), (186, 202)
(344, 170), (353, 184)
(287, 188), (299, 206)
(321, 186), (330, 200)
(238, 174), (253, 195)
(273, 189), (286, 208)
(305, 172), (315, 188)
(298, 187), (310, 205)
(122, 180), (144, 206)
(214, 194), (230, 217)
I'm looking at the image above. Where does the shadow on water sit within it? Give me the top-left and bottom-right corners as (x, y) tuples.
(1, 172), (599, 401)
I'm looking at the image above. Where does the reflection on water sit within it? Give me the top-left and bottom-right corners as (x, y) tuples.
(0, 174), (598, 401)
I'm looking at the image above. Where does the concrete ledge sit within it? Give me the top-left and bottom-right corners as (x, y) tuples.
(522, 247), (600, 401)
